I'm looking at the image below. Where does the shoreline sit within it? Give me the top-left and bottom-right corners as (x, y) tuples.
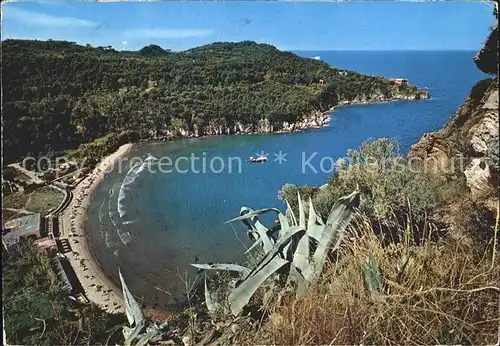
(139, 95), (429, 142)
(60, 143), (133, 314)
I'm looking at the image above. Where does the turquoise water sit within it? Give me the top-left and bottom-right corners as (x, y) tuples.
(87, 50), (487, 306)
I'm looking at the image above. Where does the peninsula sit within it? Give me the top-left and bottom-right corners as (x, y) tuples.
(3, 40), (427, 166)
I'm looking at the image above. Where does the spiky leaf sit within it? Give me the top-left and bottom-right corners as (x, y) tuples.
(228, 256), (289, 316)
(244, 238), (264, 254)
(245, 226), (305, 280)
(302, 191), (359, 282)
(288, 263), (309, 298)
(225, 207), (281, 223)
(123, 319), (146, 346)
(234, 207), (274, 253)
(204, 275), (221, 313)
(292, 197), (320, 271)
(278, 212), (290, 238)
(119, 268), (144, 327)
(190, 263), (251, 277)
(286, 200), (297, 226)
(298, 192), (305, 228)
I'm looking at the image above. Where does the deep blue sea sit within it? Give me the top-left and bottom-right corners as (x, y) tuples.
(87, 50), (487, 306)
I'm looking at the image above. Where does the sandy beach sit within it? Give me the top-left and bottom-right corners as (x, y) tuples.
(59, 143), (133, 314)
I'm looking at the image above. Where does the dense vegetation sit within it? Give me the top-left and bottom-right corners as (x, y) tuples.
(3, 39), (418, 165)
(279, 139), (494, 238)
(280, 139), (467, 220)
(3, 241), (125, 345)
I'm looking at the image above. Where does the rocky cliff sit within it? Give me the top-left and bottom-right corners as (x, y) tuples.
(409, 20), (498, 201)
(154, 90), (428, 140)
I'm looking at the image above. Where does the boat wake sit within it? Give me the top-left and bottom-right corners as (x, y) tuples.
(117, 163), (141, 219)
(98, 198), (106, 223)
(117, 155), (158, 220)
(97, 155), (159, 255)
(103, 183), (122, 251)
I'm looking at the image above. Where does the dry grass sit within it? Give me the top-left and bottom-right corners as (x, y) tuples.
(254, 215), (500, 345)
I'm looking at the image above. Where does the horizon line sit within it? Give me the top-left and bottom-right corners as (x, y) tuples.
(1, 38), (480, 53)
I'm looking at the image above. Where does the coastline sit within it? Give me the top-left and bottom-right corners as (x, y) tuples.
(144, 95), (429, 142)
(59, 143), (133, 314)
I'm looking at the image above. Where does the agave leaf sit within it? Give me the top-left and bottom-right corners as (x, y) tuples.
(306, 200), (326, 242)
(233, 207), (274, 253)
(228, 256), (289, 316)
(225, 207), (281, 223)
(325, 191), (359, 252)
(307, 197), (318, 229)
(123, 318), (146, 346)
(281, 242), (294, 262)
(316, 213), (325, 226)
(204, 275), (221, 313)
(122, 326), (133, 343)
(245, 226), (306, 281)
(244, 237), (264, 254)
(278, 212), (289, 238)
(238, 207), (258, 231)
(292, 197), (322, 271)
(288, 264), (309, 298)
(292, 234), (310, 271)
(119, 268), (144, 327)
(286, 200), (297, 226)
(191, 263), (251, 277)
(254, 220), (274, 253)
(302, 191), (359, 283)
(307, 223), (325, 242)
(298, 192), (305, 228)
(363, 252), (382, 297)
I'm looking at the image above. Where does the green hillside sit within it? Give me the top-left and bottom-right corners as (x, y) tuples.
(3, 39), (418, 164)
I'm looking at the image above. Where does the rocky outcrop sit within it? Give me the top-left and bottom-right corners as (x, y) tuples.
(337, 90), (429, 107)
(153, 110), (332, 140)
(409, 78), (498, 198)
(145, 81), (427, 142)
(409, 20), (499, 200)
(469, 89), (499, 155)
(474, 23), (498, 75)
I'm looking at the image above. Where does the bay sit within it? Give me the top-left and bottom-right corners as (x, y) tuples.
(87, 50), (487, 306)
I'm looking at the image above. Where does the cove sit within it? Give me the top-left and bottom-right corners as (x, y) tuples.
(86, 50), (487, 307)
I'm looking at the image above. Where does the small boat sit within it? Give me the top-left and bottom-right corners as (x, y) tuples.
(248, 156), (268, 163)
(311, 56), (321, 60)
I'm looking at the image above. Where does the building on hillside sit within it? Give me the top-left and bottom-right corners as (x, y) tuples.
(2, 213), (44, 250)
(390, 78), (409, 86)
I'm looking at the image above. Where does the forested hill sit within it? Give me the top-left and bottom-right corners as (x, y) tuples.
(3, 39), (420, 164)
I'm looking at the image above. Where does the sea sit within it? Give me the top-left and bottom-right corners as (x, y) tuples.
(86, 50), (487, 307)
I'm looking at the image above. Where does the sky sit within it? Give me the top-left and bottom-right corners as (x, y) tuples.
(1, 1), (497, 51)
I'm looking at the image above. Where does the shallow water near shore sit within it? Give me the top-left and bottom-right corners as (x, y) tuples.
(87, 50), (487, 307)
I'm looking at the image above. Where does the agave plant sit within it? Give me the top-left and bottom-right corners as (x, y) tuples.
(362, 251), (383, 298)
(119, 269), (165, 346)
(192, 190), (360, 316)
